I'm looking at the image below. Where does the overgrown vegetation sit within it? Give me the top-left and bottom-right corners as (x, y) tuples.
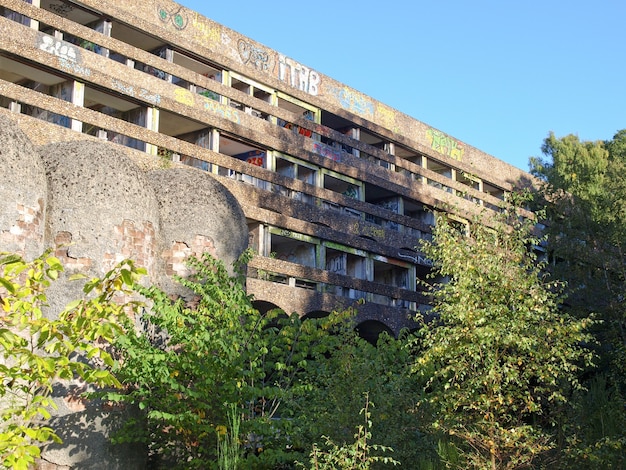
(2, 131), (626, 469)
(413, 198), (594, 469)
(531, 130), (626, 467)
(296, 394), (399, 469)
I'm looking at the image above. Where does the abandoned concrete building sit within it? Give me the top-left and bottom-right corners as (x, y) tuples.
(0, 0), (532, 341)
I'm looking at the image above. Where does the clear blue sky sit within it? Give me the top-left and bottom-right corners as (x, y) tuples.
(181, 1), (625, 171)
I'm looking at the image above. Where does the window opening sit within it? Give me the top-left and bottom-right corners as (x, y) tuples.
(229, 72), (273, 120)
(325, 247), (367, 280)
(270, 232), (317, 268)
(84, 85), (147, 150)
(175, 128), (213, 171)
(373, 258), (410, 288)
(323, 173), (361, 200)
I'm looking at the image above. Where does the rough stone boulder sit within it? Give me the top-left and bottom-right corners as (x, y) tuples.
(0, 115), (249, 469)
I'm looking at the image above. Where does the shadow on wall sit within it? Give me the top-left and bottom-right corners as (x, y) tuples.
(44, 382), (147, 470)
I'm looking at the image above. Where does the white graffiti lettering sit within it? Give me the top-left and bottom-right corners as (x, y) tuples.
(39, 35), (78, 62)
(278, 54), (320, 96)
(58, 57), (91, 77)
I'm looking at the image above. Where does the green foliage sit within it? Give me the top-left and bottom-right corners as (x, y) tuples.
(106, 250), (430, 468)
(562, 374), (626, 469)
(531, 130), (626, 463)
(531, 131), (626, 345)
(288, 328), (429, 467)
(412, 199), (595, 469)
(107, 250), (355, 468)
(297, 394), (400, 470)
(217, 404), (242, 470)
(0, 251), (144, 469)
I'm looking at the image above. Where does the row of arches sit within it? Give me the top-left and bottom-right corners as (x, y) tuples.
(252, 300), (395, 345)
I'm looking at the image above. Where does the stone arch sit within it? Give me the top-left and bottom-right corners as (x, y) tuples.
(301, 310), (330, 320)
(252, 300), (282, 316)
(355, 320), (394, 345)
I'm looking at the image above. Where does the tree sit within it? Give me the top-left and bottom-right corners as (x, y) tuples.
(287, 327), (430, 468)
(411, 200), (594, 469)
(531, 131), (626, 355)
(0, 251), (144, 470)
(530, 130), (626, 467)
(296, 393), (400, 470)
(105, 251), (356, 468)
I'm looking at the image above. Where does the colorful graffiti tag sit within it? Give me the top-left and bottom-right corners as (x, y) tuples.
(158, 5), (188, 30)
(329, 86), (374, 118)
(426, 129), (464, 161)
(312, 142), (342, 162)
(237, 40), (274, 73)
(174, 88), (241, 124)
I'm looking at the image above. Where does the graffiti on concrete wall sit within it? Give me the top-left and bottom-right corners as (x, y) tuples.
(235, 40), (321, 96)
(237, 40), (274, 72)
(426, 128), (464, 161)
(38, 34), (92, 77)
(326, 252), (345, 275)
(174, 88), (241, 124)
(158, 5), (188, 30)
(397, 248), (433, 266)
(376, 104), (400, 134)
(277, 54), (320, 96)
(312, 142), (342, 162)
(111, 79), (161, 106)
(190, 13), (221, 45)
(200, 93), (241, 124)
(349, 221), (385, 240)
(39, 35), (78, 62)
(48, 2), (74, 16)
(329, 86), (374, 118)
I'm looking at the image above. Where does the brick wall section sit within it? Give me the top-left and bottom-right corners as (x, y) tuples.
(53, 231), (93, 271)
(0, 199), (44, 256)
(162, 235), (217, 277)
(107, 220), (158, 273)
(53, 220), (158, 274)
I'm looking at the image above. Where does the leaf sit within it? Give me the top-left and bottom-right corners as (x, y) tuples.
(120, 268), (133, 287)
(0, 277), (15, 294)
(0, 253), (22, 266)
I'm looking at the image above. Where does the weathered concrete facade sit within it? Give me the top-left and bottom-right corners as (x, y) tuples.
(0, 1), (533, 346)
(0, 1), (540, 467)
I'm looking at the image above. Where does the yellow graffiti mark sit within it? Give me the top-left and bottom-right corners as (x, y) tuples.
(349, 221), (385, 239)
(426, 128), (464, 161)
(174, 87), (195, 106)
(191, 14), (220, 47)
(377, 105), (397, 131)
(366, 226), (385, 239)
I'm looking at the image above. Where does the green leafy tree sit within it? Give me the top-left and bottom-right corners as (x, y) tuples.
(412, 201), (594, 469)
(106, 251), (352, 468)
(531, 131), (626, 356)
(530, 130), (626, 466)
(297, 393), (400, 470)
(0, 251), (144, 470)
(288, 328), (429, 468)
